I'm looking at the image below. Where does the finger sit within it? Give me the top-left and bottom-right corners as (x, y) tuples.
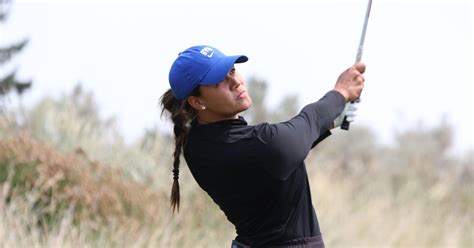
(346, 110), (357, 116)
(349, 100), (359, 107)
(354, 63), (366, 74)
(346, 115), (356, 122)
(348, 104), (358, 111)
(353, 74), (365, 84)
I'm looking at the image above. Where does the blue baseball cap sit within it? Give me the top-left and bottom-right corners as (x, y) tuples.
(168, 45), (248, 100)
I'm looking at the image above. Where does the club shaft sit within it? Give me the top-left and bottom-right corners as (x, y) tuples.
(356, 0), (371, 63)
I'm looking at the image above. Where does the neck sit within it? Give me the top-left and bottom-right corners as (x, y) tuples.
(197, 112), (239, 124)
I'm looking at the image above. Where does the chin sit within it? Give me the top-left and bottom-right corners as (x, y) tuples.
(241, 98), (252, 111)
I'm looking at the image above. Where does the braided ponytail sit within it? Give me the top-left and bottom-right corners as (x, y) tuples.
(160, 88), (199, 213)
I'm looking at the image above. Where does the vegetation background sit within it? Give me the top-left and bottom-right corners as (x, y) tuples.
(1, 0), (473, 247)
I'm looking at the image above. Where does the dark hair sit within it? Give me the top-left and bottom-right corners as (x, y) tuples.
(160, 87), (200, 213)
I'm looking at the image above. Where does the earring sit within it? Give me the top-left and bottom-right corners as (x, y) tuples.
(201, 106), (206, 110)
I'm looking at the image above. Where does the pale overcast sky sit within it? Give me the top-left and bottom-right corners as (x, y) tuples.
(1, 0), (472, 155)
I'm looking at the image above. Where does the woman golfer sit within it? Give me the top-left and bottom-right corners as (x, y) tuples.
(161, 45), (365, 248)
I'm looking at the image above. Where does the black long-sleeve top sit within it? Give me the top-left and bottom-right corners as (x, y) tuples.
(183, 90), (346, 247)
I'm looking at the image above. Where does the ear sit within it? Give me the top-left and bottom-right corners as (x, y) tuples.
(187, 96), (205, 111)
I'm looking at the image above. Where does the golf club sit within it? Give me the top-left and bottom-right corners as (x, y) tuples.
(341, 0), (372, 130)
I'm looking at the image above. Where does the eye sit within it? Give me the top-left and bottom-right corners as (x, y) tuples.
(229, 67), (235, 75)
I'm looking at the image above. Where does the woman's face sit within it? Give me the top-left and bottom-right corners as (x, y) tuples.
(198, 67), (252, 119)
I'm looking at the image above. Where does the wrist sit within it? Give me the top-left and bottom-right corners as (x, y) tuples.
(334, 88), (349, 102)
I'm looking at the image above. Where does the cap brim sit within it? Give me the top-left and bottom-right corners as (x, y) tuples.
(200, 55), (248, 85)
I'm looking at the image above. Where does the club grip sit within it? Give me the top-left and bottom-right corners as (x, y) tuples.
(341, 116), (350, 130)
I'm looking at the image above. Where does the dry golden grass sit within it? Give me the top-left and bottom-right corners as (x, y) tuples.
(1, 131), (472, 247)
(310, 168), (473, 247)
(0, 132), (235, 247)
(306, 130), (474, 248)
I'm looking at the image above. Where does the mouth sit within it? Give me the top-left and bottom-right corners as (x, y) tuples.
(237, 90), (248, 99)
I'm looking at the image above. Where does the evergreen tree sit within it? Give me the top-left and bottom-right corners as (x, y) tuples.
(0, 0), (31, 100)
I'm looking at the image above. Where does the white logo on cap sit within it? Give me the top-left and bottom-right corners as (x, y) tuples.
(200, 47), (214, 58)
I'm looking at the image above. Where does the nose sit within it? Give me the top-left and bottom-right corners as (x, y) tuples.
(229, 75), (243, 90)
